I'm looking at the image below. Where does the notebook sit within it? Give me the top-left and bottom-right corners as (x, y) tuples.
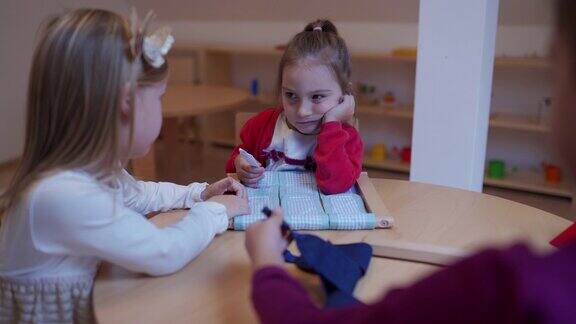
(232, 171), (378, 230)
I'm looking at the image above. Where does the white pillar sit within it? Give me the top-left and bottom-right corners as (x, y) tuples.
(410, 0), (499, 191)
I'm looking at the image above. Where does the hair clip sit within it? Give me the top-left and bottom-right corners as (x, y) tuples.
(313, 26), (323, 32)
(128, 7), (174, 68)
(143, 26), (174, 68)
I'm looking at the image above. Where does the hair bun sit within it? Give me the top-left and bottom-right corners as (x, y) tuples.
(304, 19), (338, 35)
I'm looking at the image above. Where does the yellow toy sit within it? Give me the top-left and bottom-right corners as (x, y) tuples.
(371, 144), (387, 161)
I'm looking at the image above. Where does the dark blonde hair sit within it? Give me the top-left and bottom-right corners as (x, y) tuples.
(0, 8), (168, 213)
(276, 19), (352, 100)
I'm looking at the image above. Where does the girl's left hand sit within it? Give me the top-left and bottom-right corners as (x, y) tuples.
(201, 176), (247, 201)
(323, 94), (356, 124)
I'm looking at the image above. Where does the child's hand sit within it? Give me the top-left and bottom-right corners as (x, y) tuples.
(324, 94), (356, 124)
(245, 208), (288, 269)
(235, 155), (265, 188)
(201, 177), (247, 200)
(207, 194), (250, 219)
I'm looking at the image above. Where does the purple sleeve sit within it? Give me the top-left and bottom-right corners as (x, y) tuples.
(251, 246), (533, 324)
(251, 267), (371, 324)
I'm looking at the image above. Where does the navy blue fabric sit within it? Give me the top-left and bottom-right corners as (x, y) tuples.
(283, 232), (373, 308)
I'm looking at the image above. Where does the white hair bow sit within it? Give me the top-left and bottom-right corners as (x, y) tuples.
(143, 26), (174, 68)
(128, 8), (174, 68)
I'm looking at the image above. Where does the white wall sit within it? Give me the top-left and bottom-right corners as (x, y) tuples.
(410, 0), (498, 191)
(134, 0), (552, 25)
(0, 0), (128, 164)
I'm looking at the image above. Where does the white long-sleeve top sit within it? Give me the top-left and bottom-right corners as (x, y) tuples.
(0, 169), (229, 278)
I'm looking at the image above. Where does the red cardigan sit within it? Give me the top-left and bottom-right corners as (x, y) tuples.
(225, 108), (363, 194)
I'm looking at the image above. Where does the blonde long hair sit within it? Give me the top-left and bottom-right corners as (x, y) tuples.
(0, 8), (167, 214)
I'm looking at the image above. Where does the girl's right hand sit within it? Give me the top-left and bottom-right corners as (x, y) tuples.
(207, 194), (250, 219)
(235, 155), (265, 188)
(324, 94), (356, 124)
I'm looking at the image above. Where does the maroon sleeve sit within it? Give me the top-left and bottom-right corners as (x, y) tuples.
(550, 222), (576, 247)
(225, 108), (281, 173)
(314, 122), (364, 194)
(251, 246), (535, 324)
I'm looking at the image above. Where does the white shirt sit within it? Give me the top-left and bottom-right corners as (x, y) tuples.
(264, 113), (317, 171)
(0, 169), (228, 279)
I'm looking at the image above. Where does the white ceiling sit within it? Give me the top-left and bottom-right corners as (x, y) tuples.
(129, 0), (553, 25)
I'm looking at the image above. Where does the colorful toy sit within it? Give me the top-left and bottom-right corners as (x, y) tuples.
(393, 146), (411, 163)
(370, 144), (387, 162)
(537, 97), (552, 123)
(356, 82), (377, 105)
(391, 47), (417, 58)
(400, 147), (411, 163)
(382, 91), (397, 108)
(543, 163), (562, 184)
(250, 78), (259, 97)
(487, 160), (505, 179)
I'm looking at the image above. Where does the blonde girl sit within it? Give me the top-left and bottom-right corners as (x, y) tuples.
(0, 8), (248, 323)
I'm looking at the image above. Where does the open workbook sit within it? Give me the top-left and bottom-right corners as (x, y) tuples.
(230, 171), (394, 230)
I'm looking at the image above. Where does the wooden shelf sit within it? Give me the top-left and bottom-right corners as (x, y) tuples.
(363, 158), (573, 198)
(489, 113), (549, 133)
(177, 45), (552, 70)
(484, 171), (573, 199)
(175, 45), (549, 69)
(205, 46), (281, 57)
(352, 53), (417, 62)
(363, 157), (410, 173)
(358, 105), (549, 133)
(201, 46), (418, 63)
(494, 56), (550, 69)
(357, 105), (414, 119)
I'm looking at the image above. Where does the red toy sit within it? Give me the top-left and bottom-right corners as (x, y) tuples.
(543, 164), (562, 184)
(393, 146), (411, 163)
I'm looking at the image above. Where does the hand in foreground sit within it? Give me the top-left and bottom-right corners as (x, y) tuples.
(245, 208), (288, 269)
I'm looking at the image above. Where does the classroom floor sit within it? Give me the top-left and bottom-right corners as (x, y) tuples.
(0, 140), (573, 221)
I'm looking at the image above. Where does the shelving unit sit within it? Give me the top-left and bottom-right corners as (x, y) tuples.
(358, 105), (566, 198)
(168, 45), (569, 198)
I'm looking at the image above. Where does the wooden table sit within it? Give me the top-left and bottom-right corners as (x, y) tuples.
(131, 84), (251, 180)
(93, 178), (570, 323)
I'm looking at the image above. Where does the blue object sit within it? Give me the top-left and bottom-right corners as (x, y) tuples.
(283, 232), (373, 308)
(251, 78), (259, 96)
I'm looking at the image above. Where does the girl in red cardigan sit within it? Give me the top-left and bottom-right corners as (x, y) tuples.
(225, 19), (363, 194)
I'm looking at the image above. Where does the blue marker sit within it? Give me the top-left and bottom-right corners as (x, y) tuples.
(251, 78), (259, 97)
